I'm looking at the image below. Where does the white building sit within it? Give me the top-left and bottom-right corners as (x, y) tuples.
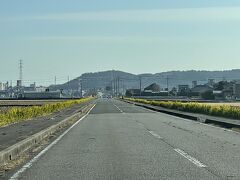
(0, 82), (7, 90)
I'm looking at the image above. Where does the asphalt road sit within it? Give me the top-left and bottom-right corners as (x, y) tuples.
(9, 99), (240, 180)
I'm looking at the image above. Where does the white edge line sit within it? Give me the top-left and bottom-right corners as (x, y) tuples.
(9, 104), (96, 180)
(174, 148), (207, 168)
(149, 131), (163, 139)
(113, 104), (125, 114)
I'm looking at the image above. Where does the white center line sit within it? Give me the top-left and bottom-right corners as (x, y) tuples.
(174, 148), (207, 168)
(113, 104), (125, 114)
(149, 131), (163, 139)
(9, 104), (96, 180)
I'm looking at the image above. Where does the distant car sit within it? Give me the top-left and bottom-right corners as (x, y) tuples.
(102, 95), (107, 98)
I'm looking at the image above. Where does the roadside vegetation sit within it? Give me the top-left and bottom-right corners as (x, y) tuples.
(125, 98), (240, 120)
(0, 97), (93, 127)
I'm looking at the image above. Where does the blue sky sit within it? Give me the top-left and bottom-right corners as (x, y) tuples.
(1, 0), (240, 85)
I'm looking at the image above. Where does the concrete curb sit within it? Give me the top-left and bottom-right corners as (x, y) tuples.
(0, 103), (94, 165)
(122, 99), (240, 129)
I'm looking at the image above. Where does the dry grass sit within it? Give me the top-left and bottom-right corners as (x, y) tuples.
(126, 98), (240, 120)
(0, 97), (94, 127)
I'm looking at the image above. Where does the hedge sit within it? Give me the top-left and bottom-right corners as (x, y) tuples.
(125, 98), (240, 120)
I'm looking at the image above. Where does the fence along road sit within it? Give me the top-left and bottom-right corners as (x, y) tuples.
(8, 99), (240, 180)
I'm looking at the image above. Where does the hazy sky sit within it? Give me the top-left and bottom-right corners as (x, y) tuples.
(1, 0), (240, 85)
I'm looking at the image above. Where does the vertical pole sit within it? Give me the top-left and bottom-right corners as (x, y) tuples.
(81, 80), (83, 98)
(115, 78), (117, 96)
(19, 59), (23, 87)
(167, 75), (169, 94)
(113, 78), (115, 97)
(79, 79), (83, 98)
(68, 76), (70, 89)
(116, 77), (118, 96)
(117, 77), (119, 96)
(122, 80), (124, 96)
(139, 76), (142, 97)
(67, 76), (70, 97)
(111, 70), (114, 96)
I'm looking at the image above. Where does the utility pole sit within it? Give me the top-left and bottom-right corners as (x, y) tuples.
(19, 59), (23, 87)
(166, 75), (169, 92)
(122, 79), (125, 96)
(139, 76), (142, 97)
(117, 77), (119, 96)
(115, 77), (118, 96)
(78, 79), (82, 98)
(114, 78), (117, 97)
(113, 78), (115, 97)
(54, 76), (57, 85)
(67, 76), (71, 98)
(111, 70), (114, 96)
(116, 77), (118, 96)
(112, 70), (115, 97)
(80, 80), (83, 98)
(68, 76), (70, 89)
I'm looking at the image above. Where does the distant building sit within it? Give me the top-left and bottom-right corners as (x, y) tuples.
(23, 91), (62, 99)
(30, 83), (36, 89)
(17, 80), (22, 87)
(208, 79), (215, 87)
(212, 81), (235, 100)
(125, 89), (141, 97)
(144, 83), (160, 93)
(191, 85), (213, 97)
(0, 82), (7, 90)
(233, 83), (240, 99)
(213, 91), (223, 100)
(178, 85), (190, 96)
(36, 86), (47, 92)
(213, 89), (233, 100)
(0, 90), (9, 98)
(178, 85), (190, 92)
(23, 86), (36, 92)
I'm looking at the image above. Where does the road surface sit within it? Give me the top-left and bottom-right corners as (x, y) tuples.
(10, 99), (240, 180)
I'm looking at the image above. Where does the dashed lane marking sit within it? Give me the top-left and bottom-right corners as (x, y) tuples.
(148, 131), (163, 139)
(113, 104), (125, 114)
(174, 148), (207, 168)
(147, 130), (207, 168)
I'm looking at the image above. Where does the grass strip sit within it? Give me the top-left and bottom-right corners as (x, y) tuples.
(0, 97), (94, 127)
(125, 98), (240, 120)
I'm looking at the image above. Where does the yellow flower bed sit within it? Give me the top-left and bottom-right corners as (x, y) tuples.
(0, 97), (94, 127)
(125, 98), (240, 120)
